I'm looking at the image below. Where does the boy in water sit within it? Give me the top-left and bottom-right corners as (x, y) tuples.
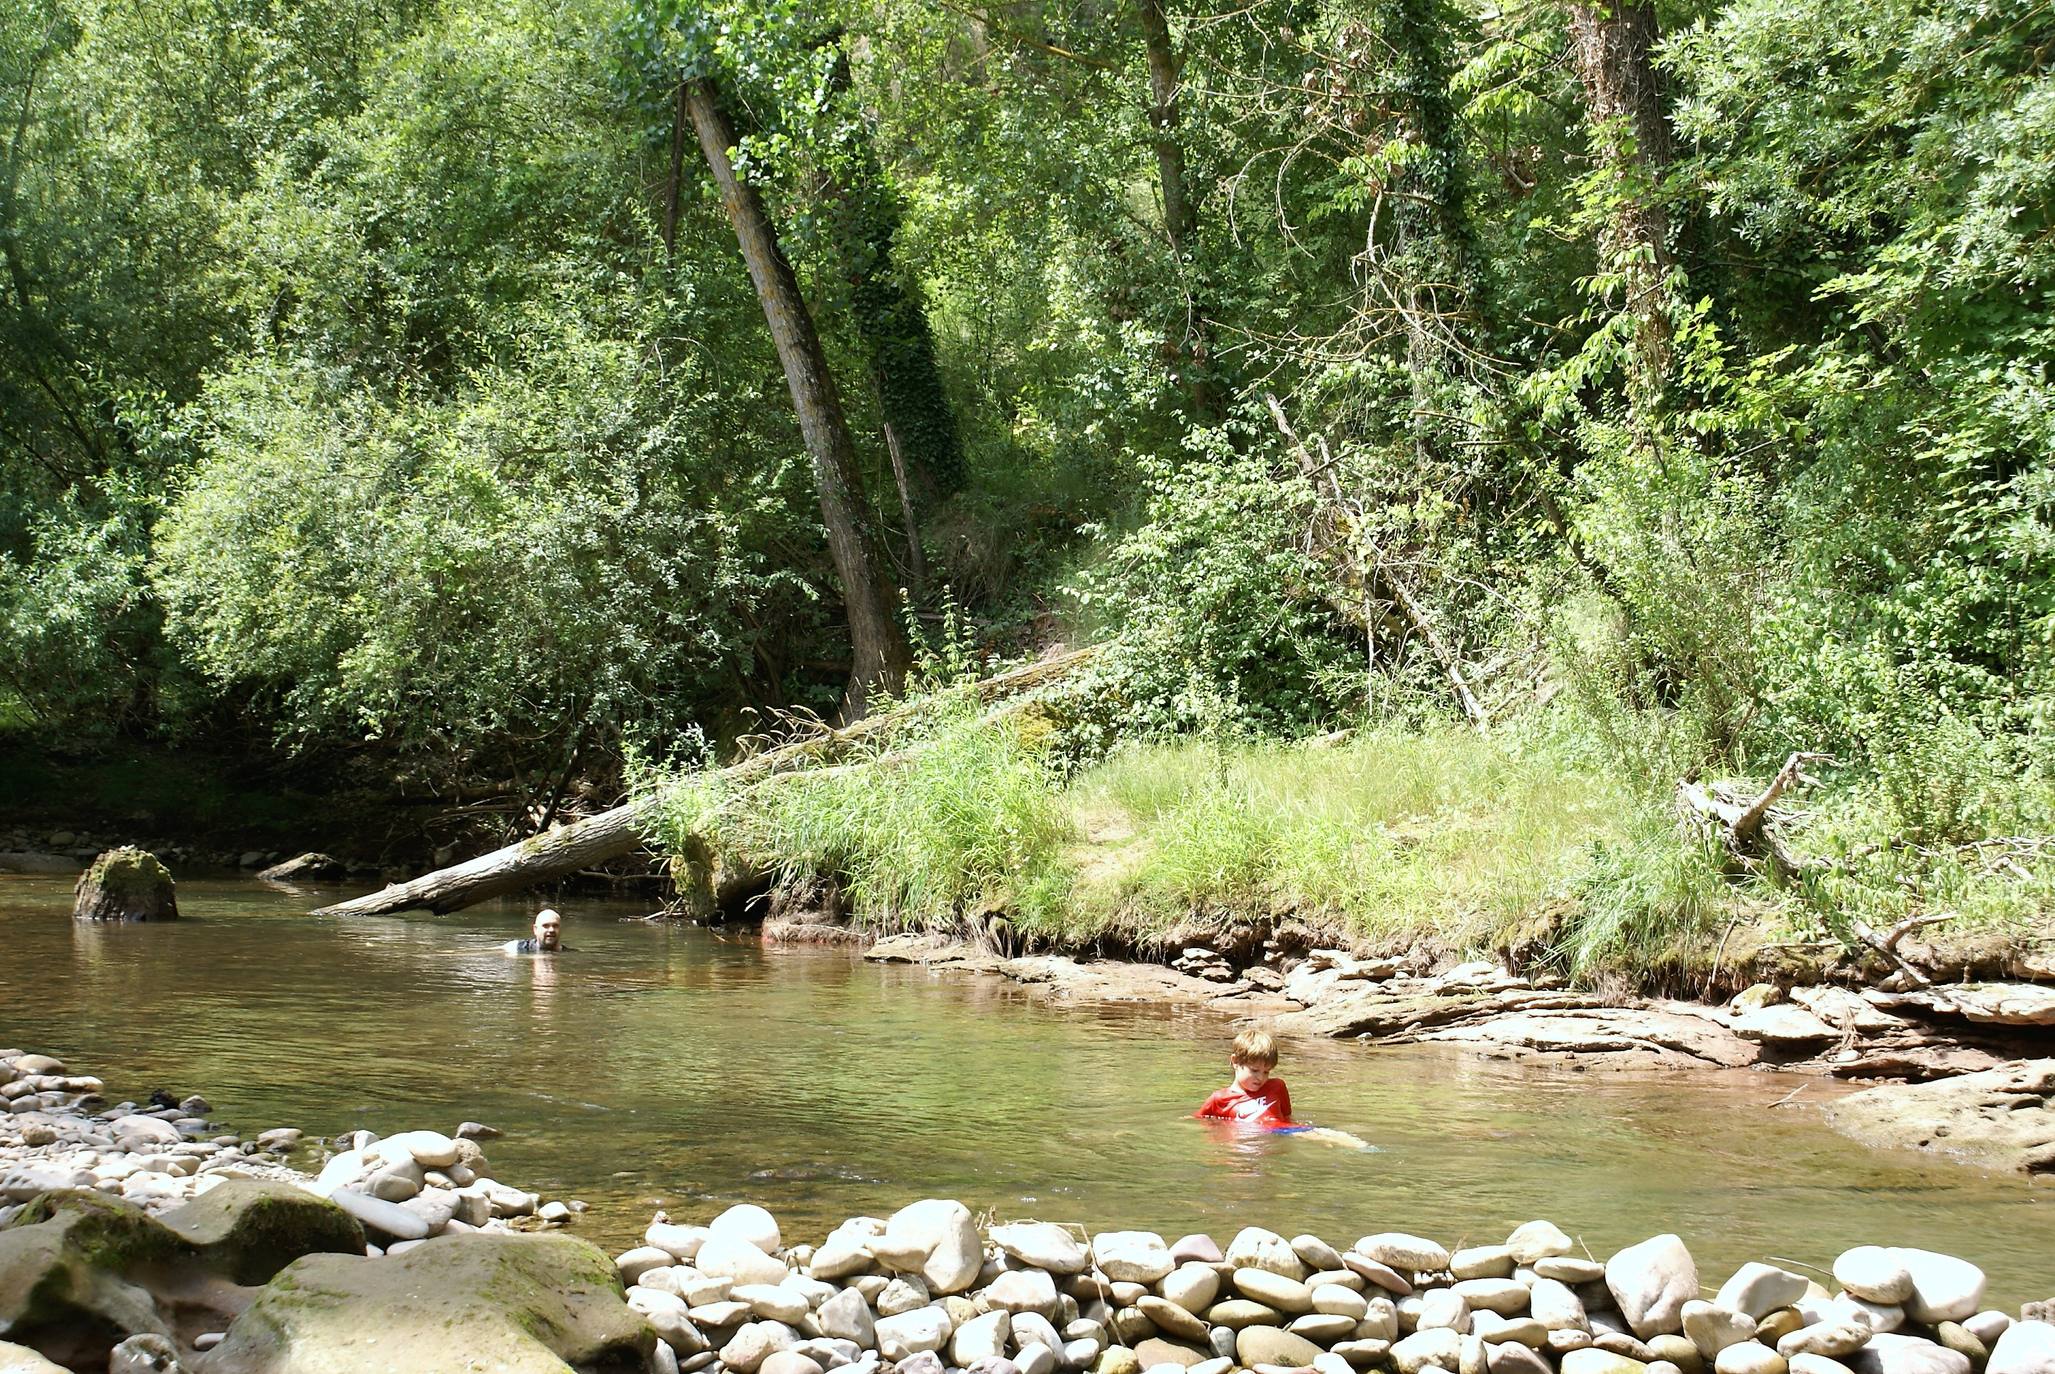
(1194, 1029), (1370, 1147)
(1195, 1029), (1296, 1126)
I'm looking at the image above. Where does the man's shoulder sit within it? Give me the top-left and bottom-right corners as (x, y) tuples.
(503, 937), (537, 954)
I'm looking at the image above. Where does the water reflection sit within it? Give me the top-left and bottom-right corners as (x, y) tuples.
(2, 876), (2048, 1304)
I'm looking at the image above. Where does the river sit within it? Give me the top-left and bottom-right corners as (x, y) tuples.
(2, 875), (2046, 1303)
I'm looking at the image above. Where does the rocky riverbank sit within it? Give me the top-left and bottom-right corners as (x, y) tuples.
(850, 934), (2055, 1176)
(5, 1044), (2054, 1373)
(611, 1200), (2054, 1374)
(0, 1039), (595, 1363)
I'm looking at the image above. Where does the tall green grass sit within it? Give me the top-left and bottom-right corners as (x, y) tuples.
(643, 702), (2053, 988)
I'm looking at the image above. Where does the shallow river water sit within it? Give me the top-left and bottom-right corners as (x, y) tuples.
(3, 876), (2048, 1302)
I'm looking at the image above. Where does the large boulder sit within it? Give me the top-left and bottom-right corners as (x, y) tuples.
(158, 1180), (364, 1284)
(1824, 1061), (2055, 1175)
(0, 1192), (184, 1368)
(73, 848), (178, 922)
(204, 1232), (655, 1374)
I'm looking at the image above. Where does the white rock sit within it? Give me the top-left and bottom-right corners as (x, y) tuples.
(876, 1307), (955, 1361)
(1454, 1248), (1517, 1281)
(1850, 1334), (1972, 1374)
(1161, 1264), (1220, 1314)
(993, 1223), (1091, 1275)
(877, 1277), (931, 1316)
(1715, 1265), (1810, 1322)
(1533, 1280), (1589, 1333)
(702, 1234), (791, 1287)
(1454, 1281), (1530, 1317)
(1017, 1343), (1059, 1374)
(1316, 1287), (1371, 1321)
(1834, 1249), (1912, 1305)
(812, 1218), (883, 1280)
(329, 1187), (430, 1241)
(1012, 1312), (1063, 1355)
(875, 1199), (983, 1295)
(989, 1269), (1060, 1316)
(649, 1222), (711, 1261)
(1395, 1328), (1466, 1374)
(1608, 1236), (1697, 1337)
(1360, 1234), (1453, 1274)
(1683, 1302), (1757, 1359)
(723, 1321), (799, 1374)
(1093, 1231), (1175, 1285)
(1778, 1324), (1871, 1360)
(735, 1283), (810, 1323)
(955, 1311), (1013, 1364)
(1716, 1343), (1789, 1374)
(630, 1288), (709, 1353)
(1506, 1223), (1575, 1265)
(1421, 1290), (1473, 1334)
(816, 1288), (877, 1349)
(1988, 1323), (2055, 1374)
(372, 1130), (460, 1170)
(1965, 1314), (2013, 1347)
(713, 1203), (784, 1255)
(1891, 1251), (1985, 1325)
(1229, 1227), (1310, 1280)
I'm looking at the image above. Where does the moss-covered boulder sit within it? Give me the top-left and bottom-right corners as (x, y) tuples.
(205, 1232), (658, 1374)
(73, 847), (178, 922)
(0, 1191), (182, 1366)
(159, 1181), (363, 1285)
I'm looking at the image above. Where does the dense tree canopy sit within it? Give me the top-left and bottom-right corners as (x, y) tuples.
(2, 0), (2049, 842)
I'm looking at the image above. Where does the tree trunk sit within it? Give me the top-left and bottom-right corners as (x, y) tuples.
(662, 82), (687, 263)
(1373, 0), (1474, 467)
(1133, 0), (1219, 422)
(825, 49), (968, 506)
(883, 421), (928, 599)
(309, 647), (1101, 918)
(1567, 0), (1674, 405)
(683, 76), (912, 719)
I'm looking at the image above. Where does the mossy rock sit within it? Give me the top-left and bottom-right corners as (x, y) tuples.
(205, 1231), (656, 1373)
(159, 1180), (364, 1285)
(0, 1192), (180, 1364)
(73, 847), (177, 922)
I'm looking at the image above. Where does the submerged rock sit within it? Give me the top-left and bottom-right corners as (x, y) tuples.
(203, 1232), (651, 1374)
(72, 848), (177, 922)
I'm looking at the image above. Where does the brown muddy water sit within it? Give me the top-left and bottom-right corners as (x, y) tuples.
(2, 876), (2048, 1302)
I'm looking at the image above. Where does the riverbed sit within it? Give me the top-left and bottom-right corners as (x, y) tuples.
(2, 875), (2047, 1303)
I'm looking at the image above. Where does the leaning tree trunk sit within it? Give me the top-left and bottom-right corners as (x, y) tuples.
(1567, 0), (1674, 407)
(1133, 0), (1220, 423)
(684, 77), (912, 720)
(309, 648), (1100, 918)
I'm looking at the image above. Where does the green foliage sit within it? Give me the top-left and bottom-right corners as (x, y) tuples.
(651, 692), (1078, 933)
(1065, 443), (1362, 744)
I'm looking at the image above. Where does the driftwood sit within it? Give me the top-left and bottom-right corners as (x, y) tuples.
(1264, 392), (1490, 730)
(1677, 750), (1831, 877)
(312, 647), (1099, 918)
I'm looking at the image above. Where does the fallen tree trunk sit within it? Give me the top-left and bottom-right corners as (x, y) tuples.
(312, 647), (1099, 918)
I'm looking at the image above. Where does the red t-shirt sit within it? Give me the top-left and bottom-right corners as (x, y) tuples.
(1195, 1078), (1294, 1126)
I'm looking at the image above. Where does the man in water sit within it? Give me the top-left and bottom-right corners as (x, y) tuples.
(503, 908), (567, 955)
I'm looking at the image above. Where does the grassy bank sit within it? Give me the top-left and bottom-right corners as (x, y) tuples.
(647, 693), (2055, 992)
